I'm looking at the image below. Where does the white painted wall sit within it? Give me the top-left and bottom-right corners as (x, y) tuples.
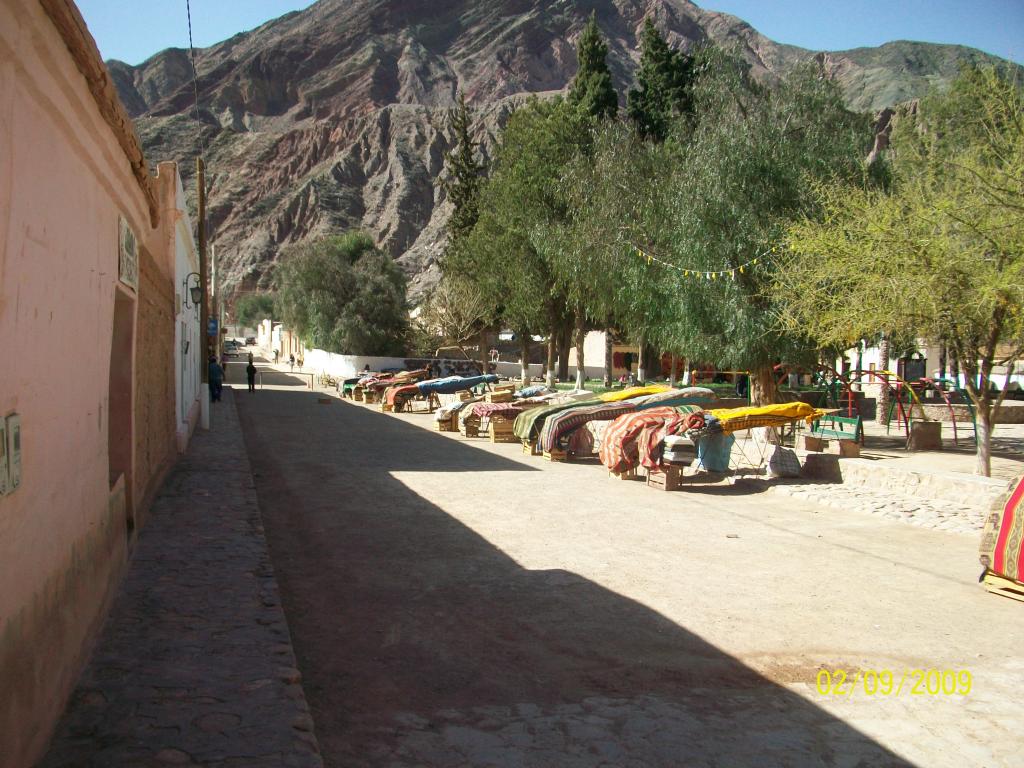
(161, 164), (201, 452)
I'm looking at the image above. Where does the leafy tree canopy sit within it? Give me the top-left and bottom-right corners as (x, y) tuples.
(274, 232), (409, 355)
(777, 65), (1024, 474)
(642, 51), (872, 401)
(233, 293), (275, 329)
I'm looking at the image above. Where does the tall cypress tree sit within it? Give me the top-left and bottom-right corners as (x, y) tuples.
(442, 92), (485, 244)
(627, 18), (696, 142)
(568, 12), (618, 121)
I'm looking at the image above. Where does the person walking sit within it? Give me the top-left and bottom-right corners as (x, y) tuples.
(289, 353), (295, 372)
(208, 355), (224, 403)
(246, 354), (257, 392)
(274, 349), (280, 364)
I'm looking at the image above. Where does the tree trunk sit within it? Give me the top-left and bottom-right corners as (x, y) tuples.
(479, 328), (489, 378)
(519, 331), (531, 385)
(557, 323), (571, 381)
(637, 334), (646, 383)
(574, 314), (586, 389)
(939, 344), (947, 381)
(681, 358), (690, 385)
(749, 364), (780, 406)
(975, 405), (993, 477)
(877, 333), (891, 424)
(603, 329), (613, 387)
(545, 325), (557, 389)
(669, 354), (678, 387)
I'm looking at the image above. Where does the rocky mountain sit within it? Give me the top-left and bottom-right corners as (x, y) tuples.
(107, 0), (1015, 301)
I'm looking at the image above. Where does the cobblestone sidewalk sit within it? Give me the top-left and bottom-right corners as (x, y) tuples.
(768, 481), (986, 533)
(40, 388), (322, 768)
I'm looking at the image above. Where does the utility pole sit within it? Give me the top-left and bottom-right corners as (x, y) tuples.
(212, 243), (219, 351)
(197, 157), (210, 429)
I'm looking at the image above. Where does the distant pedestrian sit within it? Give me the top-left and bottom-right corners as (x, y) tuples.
(208, 356), (224, 403)
(274, 349), (280, 364)
(246, 359), (257, 392)
(289, 353), (295, 371)
(297, 355), (304, 370)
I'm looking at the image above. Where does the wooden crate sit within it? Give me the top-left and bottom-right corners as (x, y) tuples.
(460, 422), (480, 438)
(522, 440), (540, 456)
(608, 467), (639, 480)
(982, 572), (1024, 603)
(489, 422), (518, 443)
(646, 466), (683, 491)
(543, 449), (567, 462)
(434, 414), (458, 432)
(486, 391), (514, 403)
(380, 402), (393, 412)
(364, 390), (379, 404)
(458, 391), (475, 402)
(353, 387), (364, 402)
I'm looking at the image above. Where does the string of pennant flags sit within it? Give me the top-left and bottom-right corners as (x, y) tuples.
(631, 243), (778, 281)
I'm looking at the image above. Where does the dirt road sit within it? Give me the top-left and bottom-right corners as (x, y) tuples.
(235, 386), (1024, 767)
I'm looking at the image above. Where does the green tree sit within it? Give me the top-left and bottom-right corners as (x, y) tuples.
(627, 18), (697, 142)
(274, 232), (409, 355)
(640, 52), (872, 403)
(442, 92), (485, 244)
(778, 66), (1024, 476)
(562, 121), (681, 382)
(447, 98), (586, 386)
(568, 12), (618, 121)
(233, 293), (275, 330)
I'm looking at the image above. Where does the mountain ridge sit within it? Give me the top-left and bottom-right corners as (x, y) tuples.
(108, 0), (1018, 300)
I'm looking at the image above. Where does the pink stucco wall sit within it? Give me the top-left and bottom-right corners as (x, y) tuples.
(0, 0), (174, 764)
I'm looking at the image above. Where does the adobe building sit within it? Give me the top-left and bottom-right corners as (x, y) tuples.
(0, 1), (197, 764)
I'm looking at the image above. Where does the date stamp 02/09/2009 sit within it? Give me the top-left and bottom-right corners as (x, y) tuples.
(815, 669), (973, 697)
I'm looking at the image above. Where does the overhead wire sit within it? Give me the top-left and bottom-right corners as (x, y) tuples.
(184, 0), (208, 159)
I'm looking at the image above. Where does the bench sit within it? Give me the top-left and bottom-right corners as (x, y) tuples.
(805, 414), (863, 457)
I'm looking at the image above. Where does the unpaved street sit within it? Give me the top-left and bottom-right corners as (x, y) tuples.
(236, 387), (1024, 768)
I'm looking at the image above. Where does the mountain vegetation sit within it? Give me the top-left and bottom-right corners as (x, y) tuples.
(108, 0), (1020, 301)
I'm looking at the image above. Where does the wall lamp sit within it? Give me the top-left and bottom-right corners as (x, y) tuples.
(183, 272), (202, 311)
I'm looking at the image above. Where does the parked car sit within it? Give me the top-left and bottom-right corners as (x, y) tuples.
(245, 337), (256, 345)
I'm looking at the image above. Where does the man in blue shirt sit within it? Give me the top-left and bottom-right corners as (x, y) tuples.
(208, 356), (224, 402)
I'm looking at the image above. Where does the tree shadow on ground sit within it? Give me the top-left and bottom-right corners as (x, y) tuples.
(236, 390), (913, 768)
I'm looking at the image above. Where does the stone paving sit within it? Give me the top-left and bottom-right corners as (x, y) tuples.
(767, 481), (987, 533)
(39, 389), (322, 768)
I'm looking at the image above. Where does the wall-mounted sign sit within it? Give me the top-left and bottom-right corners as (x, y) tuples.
(118, 215), (138, 291)
(0, 417), (8, 496)
(207, 317), (218, 337)
(5, 414), (20, 493)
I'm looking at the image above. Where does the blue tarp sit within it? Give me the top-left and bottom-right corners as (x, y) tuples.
(416, 374), (498, 395)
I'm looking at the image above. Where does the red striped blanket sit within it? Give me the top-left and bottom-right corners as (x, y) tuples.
(600, 406), (702, 474)
(980, 476), (1024, 584)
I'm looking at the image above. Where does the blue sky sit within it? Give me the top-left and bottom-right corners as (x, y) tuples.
(78, 0), (1022, 66)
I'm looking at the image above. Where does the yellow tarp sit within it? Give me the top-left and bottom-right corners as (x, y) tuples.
(709, 402), (832, 433)
(597, 385), (670, 403)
